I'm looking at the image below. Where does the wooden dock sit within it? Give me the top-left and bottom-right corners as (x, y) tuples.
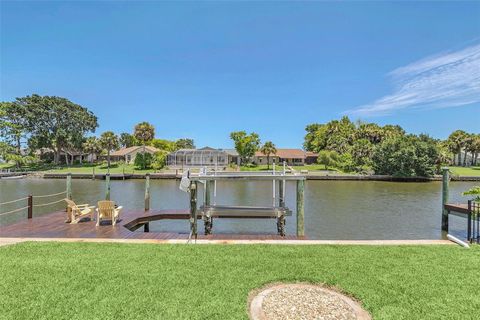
(0, 209), (303, 241)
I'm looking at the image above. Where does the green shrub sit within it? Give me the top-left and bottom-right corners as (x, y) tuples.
(152, 151), (168, 170)
(134, 152), (153, 169)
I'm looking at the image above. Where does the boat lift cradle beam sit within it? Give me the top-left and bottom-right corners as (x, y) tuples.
(188, 168), (305, 238)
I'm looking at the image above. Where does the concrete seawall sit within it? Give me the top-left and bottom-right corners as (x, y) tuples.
(31, 172), (480, 182)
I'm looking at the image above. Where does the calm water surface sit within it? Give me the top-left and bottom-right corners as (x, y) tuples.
(0, 178), (477, 240)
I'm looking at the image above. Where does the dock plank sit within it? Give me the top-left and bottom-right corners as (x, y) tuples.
(0, 209), (304, 241)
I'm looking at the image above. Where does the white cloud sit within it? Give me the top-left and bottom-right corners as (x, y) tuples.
(345, 43), (480, 116)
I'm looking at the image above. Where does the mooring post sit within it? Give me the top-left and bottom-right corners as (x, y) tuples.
(92, 167), (95, 180)
(105, 173), (111, 200)
(296, 179), (305, 237)
(27, 195), (33, 219)
(279, 179), (285, 208)
(190, 181), (198, 239)
(441, 167), (450, 232)
(205, 180), (211, 206)
(66, 173), (72, 200)
(144, 173), (150, 211)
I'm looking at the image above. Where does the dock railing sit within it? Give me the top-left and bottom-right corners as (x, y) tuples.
(0, 190), (68, 221)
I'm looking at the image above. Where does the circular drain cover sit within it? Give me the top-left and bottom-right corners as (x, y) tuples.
(249, 284), (371, 320)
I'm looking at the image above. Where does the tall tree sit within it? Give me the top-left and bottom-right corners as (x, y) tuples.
(175, 138), (195, 150)
(230, 131), (260, 164)
(82, 137), (102, 163)
(472, 135), (480, 166)
(260, 141), (277, 169)
(0, 102), (29, 156)
(372, 135), (438, 177)
(151, 139), (176, 152)
(447, 130), (467, 166)
(119, 133), (136, 148)
(134, 122), (155, 169)
(317, 150), (339, 170)
(13, 94), (98, 164)
(464, 133), (480, 166)
(303, 123), (323, 151)
(355, 123), (384, 144)
(134, 122), (155, 148)
(99, 131), (119, 170)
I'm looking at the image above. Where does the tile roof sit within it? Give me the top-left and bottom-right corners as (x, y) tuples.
(111, 146), (159, 156)
(255, 149), (307, 159)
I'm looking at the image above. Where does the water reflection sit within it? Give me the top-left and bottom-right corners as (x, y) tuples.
(1, 178), (476, 240)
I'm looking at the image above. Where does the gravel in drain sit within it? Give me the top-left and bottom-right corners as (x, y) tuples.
(249, 284), (371, 320)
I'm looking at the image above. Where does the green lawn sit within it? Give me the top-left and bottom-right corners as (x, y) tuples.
(0, 242), (478, 320)
(449, 166), (480, 177)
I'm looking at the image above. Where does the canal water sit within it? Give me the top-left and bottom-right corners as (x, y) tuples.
(0, 178), (477, 240)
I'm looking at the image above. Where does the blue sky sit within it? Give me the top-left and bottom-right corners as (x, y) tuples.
(1, 1), (479, 148)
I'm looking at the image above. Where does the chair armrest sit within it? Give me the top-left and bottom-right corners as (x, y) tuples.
(76, 204), (90, 208)
(116, 206), (123, 211)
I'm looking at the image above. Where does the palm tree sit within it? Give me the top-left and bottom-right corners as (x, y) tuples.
(120, 132), (136, 148)
(447, 130), (467, 166)
(99, 131), (119, 172)
(134, 122), (155, 169)
(82, 137), (102, 163)
(260, 141), (277, 169)
(470, 134), (480, 166)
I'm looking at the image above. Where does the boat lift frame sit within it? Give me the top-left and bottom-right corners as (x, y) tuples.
(188, 165), (306, 239)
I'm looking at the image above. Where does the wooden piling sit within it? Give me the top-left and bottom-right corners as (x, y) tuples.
(190, 182), (198, 239)
(105, 173), (111, 200)
(144, 173), (150, 211)
(296, 179), (305, 237)
(205, 180), (211, 206)
(279, 179), (285, 207)
(27, 195), (33, 219)
(66, 173), (72, 200)
(441, 168), (449, 232)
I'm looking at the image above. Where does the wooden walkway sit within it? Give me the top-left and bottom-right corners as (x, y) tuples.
(0, 209), (303, 241)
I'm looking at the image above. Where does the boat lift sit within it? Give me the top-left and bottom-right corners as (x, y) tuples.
(185, 164), (306, 239)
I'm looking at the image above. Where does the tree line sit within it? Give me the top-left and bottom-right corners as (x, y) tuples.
(0, 94), (195, 170)
(2, 94), (478, 176)
(304, 117), (480, 176)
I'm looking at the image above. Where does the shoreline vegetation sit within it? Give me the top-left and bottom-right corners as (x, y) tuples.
(1, 95), (479, 179)
(1, 162), (479, 181)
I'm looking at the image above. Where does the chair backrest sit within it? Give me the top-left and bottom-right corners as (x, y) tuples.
(97, 200), (116, 218)
(64, 198), (78, 211)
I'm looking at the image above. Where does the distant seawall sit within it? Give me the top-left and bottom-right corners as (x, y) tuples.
(33, 172), (480, 182)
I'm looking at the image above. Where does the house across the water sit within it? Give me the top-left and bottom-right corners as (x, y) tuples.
(166, 147), (240, 168)
(110, 146), (159, 164)
(253, 149), (318, 166)
(166, 147), (318, 168)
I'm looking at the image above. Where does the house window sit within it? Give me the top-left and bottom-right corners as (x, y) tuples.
(126, 155), (131, 162)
